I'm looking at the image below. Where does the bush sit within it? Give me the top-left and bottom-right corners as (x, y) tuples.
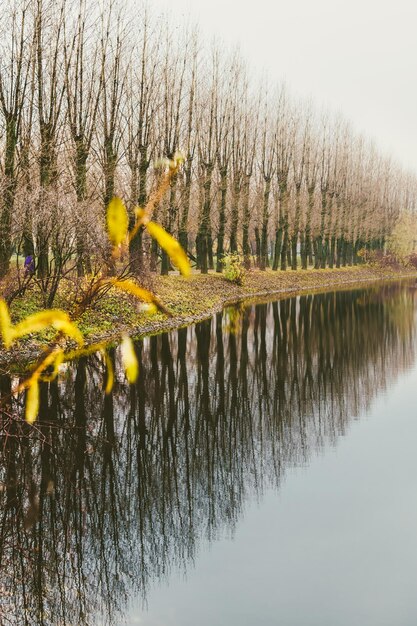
(221, 252), (245, 285)
(406, 252), (417, 269)
(362, 249), (404, 269)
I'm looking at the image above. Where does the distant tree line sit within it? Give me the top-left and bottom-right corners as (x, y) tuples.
(1, 0), (416, 281)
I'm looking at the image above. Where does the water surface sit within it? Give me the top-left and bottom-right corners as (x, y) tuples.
(1, 284), (416, 625)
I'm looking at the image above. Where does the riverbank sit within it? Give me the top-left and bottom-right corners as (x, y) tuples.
(2, 265), (417, 370)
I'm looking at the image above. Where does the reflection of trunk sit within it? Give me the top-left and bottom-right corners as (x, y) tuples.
(215, 314), (225, 426)
(239, 310), (250, 401)
(178, 327), (193, 532)
(196, 319), (212, 424)
(102, 349), (116, 496)
(73, 358), (88, 480)
(228, 326), (238, 437)
(258, 305), (268, 396)
(0, 374), (17, 511)
(161, 334), (176, 439)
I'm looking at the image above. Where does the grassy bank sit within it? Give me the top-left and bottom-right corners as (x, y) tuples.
(2, 265), (417, 369)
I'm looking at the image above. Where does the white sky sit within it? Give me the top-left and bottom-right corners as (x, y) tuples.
(150, 0), (417, 173)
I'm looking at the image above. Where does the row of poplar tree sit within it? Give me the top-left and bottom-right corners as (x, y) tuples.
(1, 0), (416, 279)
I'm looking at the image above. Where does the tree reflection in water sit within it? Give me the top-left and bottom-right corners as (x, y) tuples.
(0, 285), (416, 625)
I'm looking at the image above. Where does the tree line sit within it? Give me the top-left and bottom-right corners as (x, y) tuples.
(1, 0), (417, 282)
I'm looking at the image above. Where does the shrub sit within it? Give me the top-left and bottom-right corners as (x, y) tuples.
(406, 252), (417, 269)
(221, 252), (245, 285)
(363, 249), (403, 269)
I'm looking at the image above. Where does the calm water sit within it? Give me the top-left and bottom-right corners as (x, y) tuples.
(1, 284), (417, 625)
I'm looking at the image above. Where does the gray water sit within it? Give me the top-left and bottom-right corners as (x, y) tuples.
(1, 283), (417, 625)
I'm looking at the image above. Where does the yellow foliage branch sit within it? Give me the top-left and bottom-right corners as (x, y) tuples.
(0, 153), (190, 424)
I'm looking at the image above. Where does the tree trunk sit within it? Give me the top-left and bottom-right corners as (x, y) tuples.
(216, 169), (227, 272)
(271, 218), (283, 268)
(179, 162), (192, 254)
(129, 154), (149, 275)
(242, 174), (251, 268)
(260, 177), (271, 270)
(74, 140), (91, 276)
(0, 118), (18, 277)
(229, 173), (240, 253)
(291, 184), (302, 271)
(197, 164), (214, 274)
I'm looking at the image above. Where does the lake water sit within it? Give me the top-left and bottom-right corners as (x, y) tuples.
(1, 283), (417, 625)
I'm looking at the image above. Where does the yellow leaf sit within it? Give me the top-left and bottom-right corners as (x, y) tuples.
(26, 379), (40, 424)
(108, 279), (154, 303)
(134, 206), (145, 221)
(39, 349), (64, 382)
(121, 335), (138, 383)
(106, 197), (129, 246)
(64, 341), (106, 362)
(146, 222), (190, 277)
(106, 278), (165, 314)
(13, 310), (84, 346)
(104, 351), (114, 394)
(0, 299), (15, 348)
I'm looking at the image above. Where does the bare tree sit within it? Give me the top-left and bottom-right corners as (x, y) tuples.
(196, 46), (218, 274)
(178, 32), (198, 257)
(34, 0), (66, 278)
(214, 53), (232, 272)
(301, 109), (319, 269)
(159, 24), (188, 274)
(124, 8), (162, 274)
(0, 0), (33, 276)
(290, 105), (309, 270)
(273, 87), (295, 271)
(64, 0), (103, 275)
(258, 86), (275, 270)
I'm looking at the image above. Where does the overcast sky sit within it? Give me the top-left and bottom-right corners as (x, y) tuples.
(151, 0), (417, 173)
